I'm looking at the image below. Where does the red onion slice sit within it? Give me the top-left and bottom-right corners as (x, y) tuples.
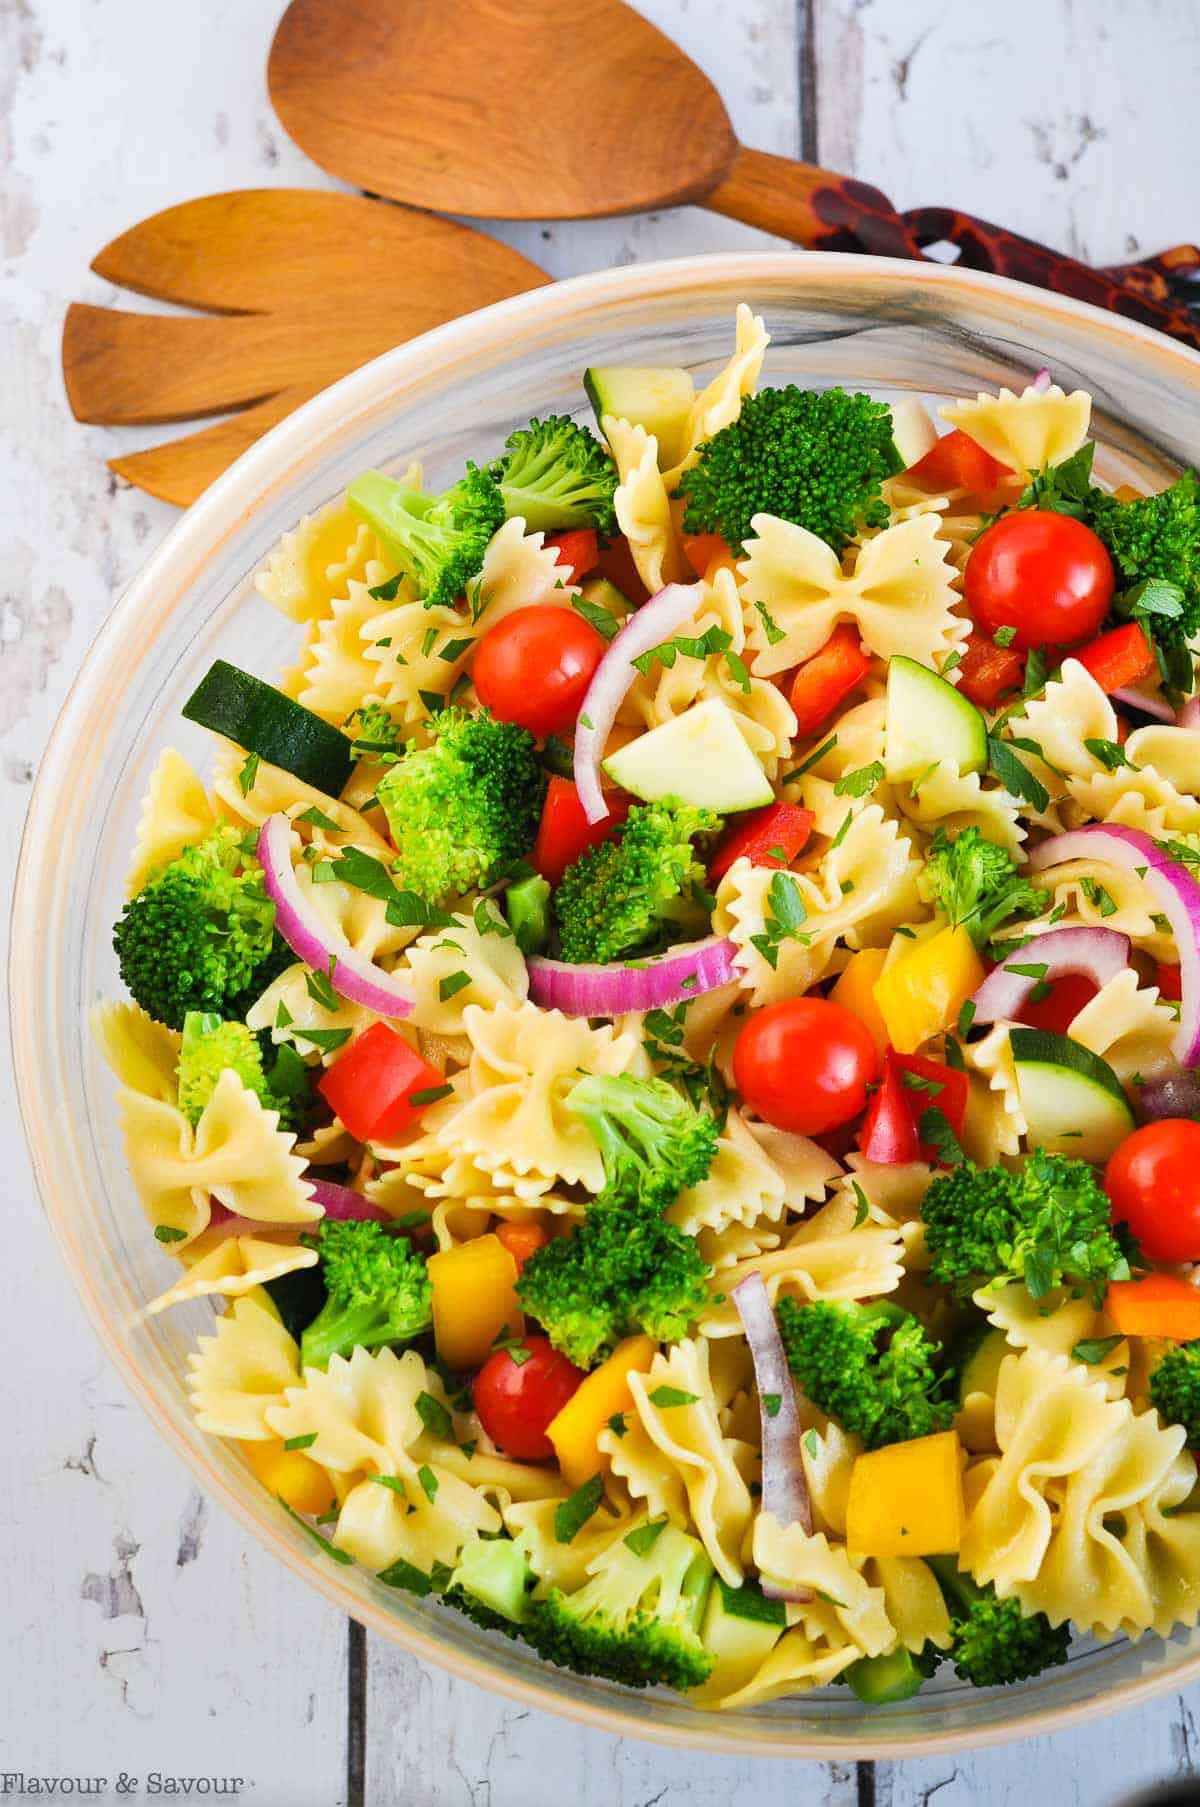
(1111, 686), (1176, 723)
(573, 581), (705, 824)
(1178, 696), (1200, 731)
(1029, 825), (1200, 1064)
(527, 934), (737, 1017)
(307, 1179), (391, 1223)
(1141, 1068), (1200, 1120)
(1030, 367), (1052, 393)
(970, 925), (1130, 1025)
(732, 1271), (812, 1600)
(257, 814), (414, 1019)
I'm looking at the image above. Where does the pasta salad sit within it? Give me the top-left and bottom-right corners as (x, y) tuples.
(98, 305), (1200, 1708)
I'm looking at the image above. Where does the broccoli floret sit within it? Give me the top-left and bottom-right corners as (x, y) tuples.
(347, 464), (505, 613)
(376, 707), (546, 904)
(553, 797), (717, 966)
(843, 1642), (942, 1703)
(176, 1011), (312, 1134)
(490, 414), (618, 537)
(1091, 471), (1200, 652)
(1149, 1342), (1200, 1446)
(776, 1298), (955, 1450)
(674, 385), (902, 555)
(343, 701), (404, 765)
(524, 1521), (714, 1691)
(444, 1534), (532, 1638)
(567, 1073), (719, 1214)
(921, 1150), (1131, 1305)
(516, 1200), (712, 1369)
(922, 826), (1049, 948)
(926, 1556), (1070, 1687)
(300, 1220), (432, 1370)
(113, 826), (292, 1030)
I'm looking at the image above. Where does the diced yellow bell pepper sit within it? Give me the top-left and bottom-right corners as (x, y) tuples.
(872, 925), (984, 1053)
(831, 948), (890, 1057)
(428, 1234), (523, 1371)
(546, 1335), (656, 1489)
(845, 1430), (965, 1558)
(245, 1438), (336, 1515)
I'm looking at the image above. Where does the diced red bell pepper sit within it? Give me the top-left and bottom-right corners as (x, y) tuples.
(905, 428), (1012, 495)
(1156, 962), (1184, 1002)
(682, 531), (735, 577)
(955, 628), (1026, 712)
(594, 533), (650, 606)
(788, 624), (872, 736)
(1072, 621), (1156, 694)
(494, 1221), (550, 1275)
(533, 774), (631, 885)
(893, 1052), (969, 1164)
(318, 1022), (446, 1143)
(1016, 972), (1100, 1035)
(708, 801), (815, 885)
(545, 529), (600, 585)
(857, 1051), (921, 1164)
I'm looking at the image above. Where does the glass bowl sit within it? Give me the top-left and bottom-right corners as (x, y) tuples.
(14, 251), (1200, 1757)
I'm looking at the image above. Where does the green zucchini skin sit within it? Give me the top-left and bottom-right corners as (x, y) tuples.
(183, 659), (354, 796)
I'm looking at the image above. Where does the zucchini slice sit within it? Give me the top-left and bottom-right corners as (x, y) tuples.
(183, 659), (354, 796)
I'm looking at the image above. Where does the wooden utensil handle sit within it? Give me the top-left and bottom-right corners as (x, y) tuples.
(704, 145), (924, 261)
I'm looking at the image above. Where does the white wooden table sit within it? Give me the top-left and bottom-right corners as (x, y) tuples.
(3, 1), (1199, 1801)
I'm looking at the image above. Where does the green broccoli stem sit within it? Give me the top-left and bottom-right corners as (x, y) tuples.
(844, 1644), (937, 1704)
(300, 1299), (401, 1371)
(925, 1554), (983, 1613)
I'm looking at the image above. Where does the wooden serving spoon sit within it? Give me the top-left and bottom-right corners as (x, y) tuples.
(63, 188), (548, 505)
(267, 0), (920, 257)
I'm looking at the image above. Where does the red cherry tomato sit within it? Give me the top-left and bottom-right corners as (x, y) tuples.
(473, 606), (606, 737)
(965, 510), (1115, 651)
(472, 1335), (584, 1460)
(1105, 1119), (1200, 1262)
(733, 998), (879, 1136)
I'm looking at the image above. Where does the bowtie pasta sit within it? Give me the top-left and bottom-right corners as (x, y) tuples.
(101, 309), (1200, 1710)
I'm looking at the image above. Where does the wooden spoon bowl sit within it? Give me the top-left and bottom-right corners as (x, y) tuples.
(64, 188), (548, 505)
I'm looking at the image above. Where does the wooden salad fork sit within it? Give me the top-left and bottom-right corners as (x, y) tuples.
(267, 0), (1200, 353)
(63, 189), (548, 506)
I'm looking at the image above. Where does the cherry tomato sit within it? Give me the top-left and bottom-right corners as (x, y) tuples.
(965, 510), (1115, 651)
(1105, 1119), (1200, 1262)
(733, 997), (878, 1136)
(1015, 972), (1099, 1036)
(472, 1335), (584, 1460)
(473, 606), (606, 737)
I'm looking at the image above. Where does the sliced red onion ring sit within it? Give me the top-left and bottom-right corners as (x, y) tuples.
(732, 1271), (812, 1600)
(970, 925), (1130, 1025)
(1178, 696), (1200, 731)
(1140, 1068), (1200, 1120)
(573, 581), (705, 824)
(307, 1179), (391, 1223)
(1030, 367), (1052, 393)
(527, 934), (737, 1017)
(1111, 686), (1177, 723)
(1029, 825), (1200, 1064)
(257, 814), (414, 1019)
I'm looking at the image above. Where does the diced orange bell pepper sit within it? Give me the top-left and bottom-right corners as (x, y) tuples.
(682, 530), (736, 579)
(545, 1334), (656, 1489)
(788, 624), (872, 736)
(831, 948), (890, 1058)
(245, 1438), (336, 1515)
(494, 1220), (550, 1275)
(1106, 1274), (1200, 1341)
(1073, 622), (1156, 694)
(956, 628), (1026, 712)
(428, 1234), (523, 1371)
(872, 926), (985, 1055)
(846, 1431), (965, 1557)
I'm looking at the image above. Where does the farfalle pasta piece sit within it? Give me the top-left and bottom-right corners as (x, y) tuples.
(977, 1282), (1129, 1400)
(961, 1022), (1027, 1162)
(284, 579), (388, 725)
(118, 1068), (319, 1244)
(126, 748), (218, 896)
(603, 1339), (756, 1587)
(753, 1513), (894, 1657)
(666, 1107), (787, 1242)
(210, 738), (392, 856)
(698, 1622), (857, 1708)
(799, 1419), (862, 1539)
(254, 498), (393, 623)
(147, 1230), (318, 1316)
(92, 999), (180, 1103)
(862, 1556), (954, 1654)
(438, 1001), (640, 1193)
(266, 1344), (427, 1477)
(661, 303), (769, 489)
(741, 1120), (842, 1213)
(740, 511), (966, 675)
(834, 1154), (931, 1267)
(604, 415), (690, 596)
(247, 962), (376, 1067)
(187, 1291), (301, 1439)
(619, 567), (796, 777)
(402, 905), (529, 1034)
(940, 382), (1091, 473)
(714, 806), (921, 1006)
(504, 1499), (629, 1595)
(1022, 859), (1177, 963)
(700, 1200), (904, 1337)
(895, 763), (1025, 862)
(1067, 967), (1178, 1087)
